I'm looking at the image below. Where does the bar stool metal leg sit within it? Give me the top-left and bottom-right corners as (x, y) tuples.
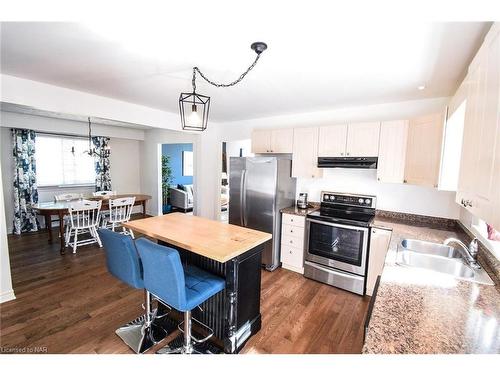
(115, 291), (168, 354)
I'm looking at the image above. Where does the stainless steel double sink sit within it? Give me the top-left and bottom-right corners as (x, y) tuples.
(397, 239), (494, 285)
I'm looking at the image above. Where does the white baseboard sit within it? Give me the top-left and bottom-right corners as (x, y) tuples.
(282, 263), (304, 274)
(0, 289), (16, 303)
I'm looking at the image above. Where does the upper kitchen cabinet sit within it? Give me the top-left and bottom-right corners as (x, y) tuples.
(377, 120), (409, 183)
(251, 129), (271, 153)
(271, 128), (294, 153)
(317, 122), (380, 157)
(318, 124), (348, 156)
(457, 24), (500, 224)
(404, 113), (445, 187)
(292, 127), (323, 178)
(346, 122), (381, 157)
(251, 128), (294, 153)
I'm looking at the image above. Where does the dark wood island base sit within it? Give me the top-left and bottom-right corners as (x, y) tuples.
(158, 241), (264, 354)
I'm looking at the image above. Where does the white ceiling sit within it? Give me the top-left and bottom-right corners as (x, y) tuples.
(0, 20), (491, 122)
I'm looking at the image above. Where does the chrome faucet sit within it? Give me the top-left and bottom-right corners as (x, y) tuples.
(443, 237), (480, 269)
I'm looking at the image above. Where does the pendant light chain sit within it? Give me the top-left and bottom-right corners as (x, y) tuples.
(191, 53), (261, 92)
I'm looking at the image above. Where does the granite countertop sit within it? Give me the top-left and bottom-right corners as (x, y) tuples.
(363, 215), (500, 354)
(280, 203), (319, 217)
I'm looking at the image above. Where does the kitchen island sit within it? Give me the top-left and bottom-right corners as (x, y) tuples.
(123, 213), (272, 353)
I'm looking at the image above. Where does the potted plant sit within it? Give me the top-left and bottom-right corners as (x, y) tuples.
(161, 155), (173, 214)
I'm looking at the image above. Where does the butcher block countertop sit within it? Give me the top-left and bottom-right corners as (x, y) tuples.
(123, 213), (272, 263)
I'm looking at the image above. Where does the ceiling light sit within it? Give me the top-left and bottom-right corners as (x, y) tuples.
(418, 85), (426, 90)
(179, 42), (268, 131)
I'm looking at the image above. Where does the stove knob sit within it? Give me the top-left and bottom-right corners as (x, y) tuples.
(358, 198), (364, 204)
(330, 196), (335, 201)
(324, 194), (329, 201)
(365, 199), (371, 205)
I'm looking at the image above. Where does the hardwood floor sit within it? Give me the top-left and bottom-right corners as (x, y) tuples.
(1, 217), (370, 354)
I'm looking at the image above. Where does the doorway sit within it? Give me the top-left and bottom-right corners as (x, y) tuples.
(161, 143), (194, 215)
(220, 139), (254, 222)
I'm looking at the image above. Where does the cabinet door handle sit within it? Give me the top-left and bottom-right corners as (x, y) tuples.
(403, 179), (407, 183)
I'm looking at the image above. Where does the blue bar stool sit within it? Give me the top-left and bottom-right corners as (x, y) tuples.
(98, 229), (169, 353)
(136, 238), (225, 354)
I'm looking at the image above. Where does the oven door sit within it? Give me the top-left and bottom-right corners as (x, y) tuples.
(305, 218), (369, 275)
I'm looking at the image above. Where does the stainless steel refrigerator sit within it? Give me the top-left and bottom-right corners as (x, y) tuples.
(229, 157), (296, 271)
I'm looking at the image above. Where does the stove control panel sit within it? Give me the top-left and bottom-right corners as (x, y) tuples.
(321, 192), (376, 208)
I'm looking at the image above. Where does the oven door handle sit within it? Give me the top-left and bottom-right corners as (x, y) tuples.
(306, 218), (369, 232)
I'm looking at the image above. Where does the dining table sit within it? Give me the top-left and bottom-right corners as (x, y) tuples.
(33, 194), (151, 254)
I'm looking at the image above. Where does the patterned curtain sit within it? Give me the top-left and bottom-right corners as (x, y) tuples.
(92, 136), (112, 191)
(12, 129), (40, 234)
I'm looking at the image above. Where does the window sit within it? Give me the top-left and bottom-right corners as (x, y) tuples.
(439, 100), (466, 191)
(36, 135), (95, 187)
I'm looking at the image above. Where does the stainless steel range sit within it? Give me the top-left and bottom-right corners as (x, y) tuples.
(304, 191), (376, 295)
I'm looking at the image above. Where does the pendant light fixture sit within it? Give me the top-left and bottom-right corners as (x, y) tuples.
(179, 42), (268, 131)
(85, 117), (110, 158)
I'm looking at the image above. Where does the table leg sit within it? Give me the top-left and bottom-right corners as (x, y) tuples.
(142, 201), (147, 218)
(45, 214), (53, 243)
(59, 212), (65, 255)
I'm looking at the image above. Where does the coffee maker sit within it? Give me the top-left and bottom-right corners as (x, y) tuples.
(297, 193), (308, 209)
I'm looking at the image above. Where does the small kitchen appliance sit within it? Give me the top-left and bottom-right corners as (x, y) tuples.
(297, 193), (308, 209)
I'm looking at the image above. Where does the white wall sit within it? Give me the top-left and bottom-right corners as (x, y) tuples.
(217, 97), (461, 219)
(0, 115), (144, 233)
(220, 97), (451, 139)
(0, 110), (145, 140)
(0, 159), (15, 303)
(1, 74), (180, 131)
(297, 169), (460, 218)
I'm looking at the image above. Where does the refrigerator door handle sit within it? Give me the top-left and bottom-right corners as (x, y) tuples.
(242, 169), (248, 227)
(239, 170), (247, 227)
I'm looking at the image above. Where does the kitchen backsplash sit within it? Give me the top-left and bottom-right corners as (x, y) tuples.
(296, 168), (460, 219)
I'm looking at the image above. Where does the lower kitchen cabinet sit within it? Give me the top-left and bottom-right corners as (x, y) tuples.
(280, 213), (305, 273)
(366, 227), (392, 296)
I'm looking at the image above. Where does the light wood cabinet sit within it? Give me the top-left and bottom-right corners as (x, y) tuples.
(317, 122), (380, 157)
(270, 128), (294, 153)
(456, 24), (500, 226)
(292, 127), (323, 178)
(366, 227), (392, 296)
(318, 124), (348, 156)
(251, 129), (272, 153)
(251, 128), (294, 153)
(377, 120), (409, 183)
(280, 213), (305, 273)
(346, 122), (381, 157)
(404, 113), (444, 187)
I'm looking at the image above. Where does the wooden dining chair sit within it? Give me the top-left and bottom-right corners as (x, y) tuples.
(65, 200), (103, 253)
(93, 190), (116, 197)
(93, 191), (116, 225)
(47, 193), (84, 237)
(102, 196), (136, 238)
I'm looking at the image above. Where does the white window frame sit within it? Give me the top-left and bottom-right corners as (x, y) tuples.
(36, 133), (96, 188)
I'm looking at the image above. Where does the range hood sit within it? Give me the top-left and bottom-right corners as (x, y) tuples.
(317, 157), (378, 169)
